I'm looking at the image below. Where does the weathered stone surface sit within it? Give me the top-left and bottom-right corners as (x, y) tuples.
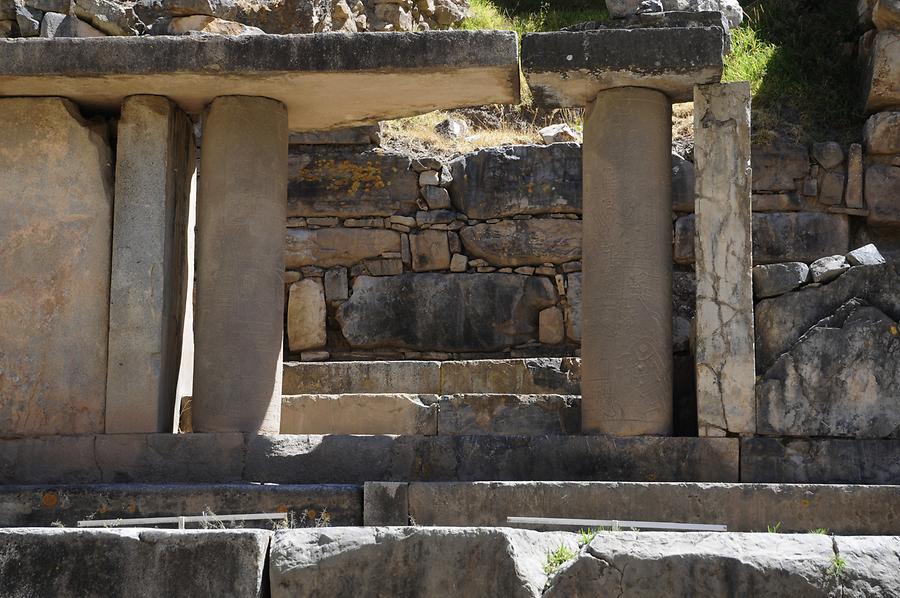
(336, 274), (557, 352)
(0, 529), (270, 597)
(673, 214), (695, 264)
(0, 98), (112, 435)
(289, 125), (380, 145)
(106, 95), (193, 434)
(538, 306), (565, 344)
(809, 254), (850, 283)
(539, 123), (580, 144)
(41, 12), (107, 36)
(408, 481), (900, 534)
(163, 14), (263, 34)
(866, 164), (900, 227)
(672, 271), (696, 353)
(440, 358), (581, 395)
(751, 140), (809, 192)
(323, 266), (348, 301)
(811, 141), (844, 170)
(0, 435), (98, 484)
(363, 481), (409, 526)
(437, 394), (579, 435)
(757, 300), (900, 438)
(847, 243), (886, 266)
(287, 279), (326, 352)
(0, 483), (362, 527)
(817, 169), (846, 206)
(565, 272), (582, 341)
(0, 19), (15, 36)
(845, 142), (864, 209)
(521, 19), (725, 105)
(755, 263), (900, 371)
(73, 0), (142, 35)
(288, 146), (418, 217)
(460, 219), (581, 266)
(864, 111), (900, 154)
(280, 393), (438, 435)
(286, 228), (400, 268)
(862, 31), (900, 113)
(741, 437), (900, 483)
(752, 212), (849, 264)
(0, 31), (521, 131)
(410, 229), (450, 272)
(269, 527), (575, 598)
(421, 185), (450, 210)
(873, 0), (900, 29)
(693, 82), (755, 437)
(671, 153), (695, 212)
(448, 144), (581, 219)
(753, 262), (809, 298)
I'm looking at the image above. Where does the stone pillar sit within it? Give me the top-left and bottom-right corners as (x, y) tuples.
(693, 82), (756, 436)
(106, 95), (195, 434)
(192, 96), (287, 433)
(581, 87), (673, 436)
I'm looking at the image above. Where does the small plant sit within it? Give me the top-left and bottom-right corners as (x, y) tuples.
(199, 508), (228, 530)
(828, 554), (846, 579)
(543, 545), (576, 575)
(809, 528), (830, 535)
(578, 528), (599, 545)
(767, 522), (782, 533)
(50, 520), (65, 528)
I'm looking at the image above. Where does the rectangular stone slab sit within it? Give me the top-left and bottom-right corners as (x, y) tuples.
(0, 31), (520, 131)
(521, 15), (725, 105)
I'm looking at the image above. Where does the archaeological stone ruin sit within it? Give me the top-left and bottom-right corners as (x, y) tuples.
(0, 0), (899, 594)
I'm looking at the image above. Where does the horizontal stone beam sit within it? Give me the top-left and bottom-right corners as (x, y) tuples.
(521, 13), (726, 105)
(0, 31), (520, 131)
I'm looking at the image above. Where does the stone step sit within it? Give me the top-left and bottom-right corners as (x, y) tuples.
(280, 393), (580, 436)
(282, 357), (581, 395)
(366, 481), (900, 536)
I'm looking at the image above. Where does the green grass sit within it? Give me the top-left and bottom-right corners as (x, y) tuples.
(543, 544), (577, 575)
(463, 0), (607, 37)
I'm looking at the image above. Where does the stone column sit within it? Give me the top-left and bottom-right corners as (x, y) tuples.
(694, 82), (755, 436)
(192, 96), (287, 433)
(106, 95), (195, 434)
(581, 86), (673, 436)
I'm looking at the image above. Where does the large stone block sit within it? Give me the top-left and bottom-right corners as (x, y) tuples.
(750, 140), (809, 192)
(0, 435), (99, 484)
(106, 95), (194, 434)
(693, 82), (755, 437)
(755, 263), (900, 371)
(866, 163), (900, 227)
(282, 360), (443, 394)
(565, 272), (582, 341)
(0, 97), (113, 436)
(280, 394), (438, 435)
(864, 111), (900, 154)
(288, 146), (418, 217)
(757, 301), (900, 438)
(741, 437), (900, 483)
(439, 358), (581, 394)
(409, 229), (450, 272)
(437, 394), (580, 435)
(752, 212), (849, 264)
(269, 527), (575, 598)
(336, 273), (557, 352)
(0, 529), (270, 597)
(286, 227), (400, 268)
(447, 143), (581, 219)
(862, 31), (900, 113)
(287, 279), (326, 352)
(459, 219), (581, 266)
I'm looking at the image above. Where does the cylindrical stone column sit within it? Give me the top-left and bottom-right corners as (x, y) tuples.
(581, 86), (673, 436)
(193, 96), (287, 433)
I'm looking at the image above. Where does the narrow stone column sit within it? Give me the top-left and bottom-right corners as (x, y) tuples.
(581, 87), (673, 435)
(693, 82), (755, 436)
(106, 95), (195, 433)
(193, 96), (287, 433)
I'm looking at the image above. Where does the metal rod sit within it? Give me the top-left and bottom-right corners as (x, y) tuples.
(77, 512), (288, 528)
(507, 516), (727, 532)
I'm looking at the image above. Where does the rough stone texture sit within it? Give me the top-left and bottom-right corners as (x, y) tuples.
(753, 262), (810, 299)
(741, 437), (900, 483)
(565, 272), (582, 341)
(288, 146), (417, 217)
(280, 394), (438, 435)
(363, 481), (409, 526)
(0, 97), (112, 436)
(521, 20), (725, 105)
(439, 358), (581, 394)
(751, 140), (809, 192)
(845, 142), (864, 209)
(673, 214), (695, 265)
(408, 481), (900, 534)
(437, 394), (579, 435)
(106, 95), (193, 434)
(73, 0), (142, 35)
(862, 31), (900, 113)
(269, 527), (576, 598)
(0, 31), (521, 131)
(811, 141), (844, 170)
(193, 96), (286, 433)
(693, 82), (755, 437)
(0, 529), (270, 598)
(283, 360), (443, 394)
(581, 86), (673, 436)
(757, 300), (900, 438)
(448, 144), (581, 219)
(864, 111), (900, 154)
(672, 271), (696, 353)
(606, 1), (744, 26)
(754, 263), (900, 371)
(0, 483), (362, 527)
(410, 229), (450, 272)
(323, 267), (348, 301)
(873, 0), (900, 29)
(165, 14), (263, 34)
(847, 243), (886, 266)
(538, 306), (565, 344)
(286, 227), (400, 268)
(752, 212), (849, 264)
(809, 254), (850, 283)
(671, 153), (695, 212)
(287, 279), (327, 352)
(336, 274), (557, 352)
(865, 164), (900, 227)
(460, 219), (581, 266)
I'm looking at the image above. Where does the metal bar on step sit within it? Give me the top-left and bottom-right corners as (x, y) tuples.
(77, 512), (288, 528)
(507, 516), (727, 532)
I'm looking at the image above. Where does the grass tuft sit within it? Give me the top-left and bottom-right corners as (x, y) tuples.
(543, 544), (577, 575)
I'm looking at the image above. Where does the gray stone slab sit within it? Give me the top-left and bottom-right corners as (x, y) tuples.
(741, 437), (900, 484)
(0, 435), (99, 485)
(0, 483), (362, 527)
(280, 394), (438, 435)
(862, 30), (900, 113)
(752, 212), (849, 265)
(459, 219), (581, 266)
(439, 358), (581, 394)
(521, 16), (725, 105)
(407, 481), (900, 535)
(0, 31), (520, 130)
(436, 394), (580, 435)
(0, 528), (270, 598)
(363, 481), (409, 526)
(282, 360), (442, 394)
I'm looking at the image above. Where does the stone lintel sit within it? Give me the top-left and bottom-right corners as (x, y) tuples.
(0, 31), (520, 131)
(521, 14), (725, 106)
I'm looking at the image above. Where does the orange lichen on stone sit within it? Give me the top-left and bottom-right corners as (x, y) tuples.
(40, 492), (58, 508)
